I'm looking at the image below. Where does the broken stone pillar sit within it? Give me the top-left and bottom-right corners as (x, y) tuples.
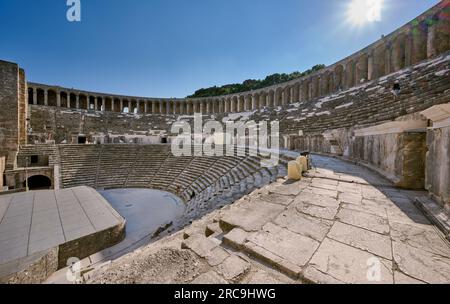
(288, 161), (302, 181)
(296, 156), (308, 172)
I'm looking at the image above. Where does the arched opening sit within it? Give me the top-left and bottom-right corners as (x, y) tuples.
(300, 81), (309, 101)
(283, 86), (291, 105)
(37, 89), (45, 105)
(268, 91), (275, 107)
(48, 90), (57, 107)
(60, 92), (68, 108)
(168, 101), (173, 114)
(293, 84), (300, 103)
(345, 61), (355, 88)
(69, 93), (77, 109)
(433, 12), (450, 56)
(334, 65), (344, 91)
(28, 88), (34, 104)
(327, 72), (335, 94)
(79, 95), (88, 110)
(139, 101), (146, 114)
(274, 88), (283, 106)
(25, 175), (52, 190)
(373, 44), (387, 79)
(319, 75), (328, 97)
(356, 54), (368, 84)
(238, 96), (245, 112)
(412, 21), (428, 64)
(129, 100), (137, 114)
(392, 33), (407, 72)
(105, 98), (112, 112)
(111, 99), (119, 112)
(96, 97), (103, 111)
(88, 96), (95, 110)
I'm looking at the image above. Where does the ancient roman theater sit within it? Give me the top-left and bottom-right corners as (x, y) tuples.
(0, 1), (450, 284)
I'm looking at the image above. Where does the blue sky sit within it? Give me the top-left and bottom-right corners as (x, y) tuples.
(0, 0), (441, 98)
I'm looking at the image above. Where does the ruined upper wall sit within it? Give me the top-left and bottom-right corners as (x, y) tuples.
(26, 1), (450, 115)
(0, 60), (27, 159)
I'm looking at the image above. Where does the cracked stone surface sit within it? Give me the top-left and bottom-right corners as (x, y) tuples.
(307, 238), (394, 284)
(81, 155), (450, 285)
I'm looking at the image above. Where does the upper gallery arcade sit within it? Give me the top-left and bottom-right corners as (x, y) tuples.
(27, 2), (450, 115)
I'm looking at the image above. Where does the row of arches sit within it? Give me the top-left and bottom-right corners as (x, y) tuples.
(28, 9), (449, 115)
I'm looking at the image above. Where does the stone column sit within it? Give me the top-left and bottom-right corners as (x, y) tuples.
(67, 94), (71, 108)
(252, 95), (258, 110)
(33, 88), (37, 105)
(151, 101), (156, 114)
(94, 97), (98, 111)
(101, 98), (105, 112)
(120, 99), (124, 113)
(44, 90), (48, 106)
(206, 100), (211, 114)
(56, 92), (61, 107)
(159, 101), (163, 114)
(111, 99), (115, 112)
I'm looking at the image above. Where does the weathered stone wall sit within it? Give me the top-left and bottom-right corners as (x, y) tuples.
(18, 68), (27, 147)
(0, 60), (20, 158)
(426, 126), (450, 209)
(290, 128), (427, 189)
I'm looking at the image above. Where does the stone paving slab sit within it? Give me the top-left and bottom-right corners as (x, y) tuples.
(273, 209), (332, 242)
(327, 221), (392, 260)
(336, 207), (390, 235)
(243, 222), (319, 277)
(219, 201), (285, 232)
(308, 238), (394, 284)
(389, 221), (450, 258)
(191, 271), (228, 284)
(392, 241), (450, 284)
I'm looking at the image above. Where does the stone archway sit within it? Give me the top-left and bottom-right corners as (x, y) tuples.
(25, 175), (52, 190)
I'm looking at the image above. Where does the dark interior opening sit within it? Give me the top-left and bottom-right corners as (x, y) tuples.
(25, 175), (52, 190)
(30, 155), (39, 164)
(78, 136), (87, 144)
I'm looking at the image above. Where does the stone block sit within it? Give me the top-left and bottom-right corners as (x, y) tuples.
(216, 255), (250, 282)
(287, 161), (302, 181)
(222, 228), (249, 249)
(191, 271), (228, 284)
(219, 201), (285, 232)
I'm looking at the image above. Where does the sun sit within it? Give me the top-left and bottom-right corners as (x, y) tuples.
(347, 0), (383, 26)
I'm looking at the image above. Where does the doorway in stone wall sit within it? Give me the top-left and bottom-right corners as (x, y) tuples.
(25, 175), (52, 190)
